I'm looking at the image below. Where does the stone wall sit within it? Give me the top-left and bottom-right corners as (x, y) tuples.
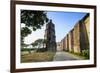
(68, 32), (72, 52)
(73, 21), (81, 53)
(59, 13), (90, 54)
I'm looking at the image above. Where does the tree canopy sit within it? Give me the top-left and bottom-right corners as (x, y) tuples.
(21, 10), (49, 45)
(21, 10), (48, 31)
(31, 39), (44, 48)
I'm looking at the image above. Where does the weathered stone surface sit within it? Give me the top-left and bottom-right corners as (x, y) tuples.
(68, 29), (74, 52)
(44, 20), (56, 52)
(73, 21), (81, 53)
(61, 13), (90, 54)
(73, 13), (90, 53)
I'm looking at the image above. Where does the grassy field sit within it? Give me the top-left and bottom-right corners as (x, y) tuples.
(21, 51), (55, 63)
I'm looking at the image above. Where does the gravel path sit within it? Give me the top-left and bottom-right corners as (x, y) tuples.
(53, 51), (79, 61)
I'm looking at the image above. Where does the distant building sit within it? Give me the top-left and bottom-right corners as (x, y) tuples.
(60, 39), (63, 50)
(57, 42), (62, 51)
(44, 20), (56, 52)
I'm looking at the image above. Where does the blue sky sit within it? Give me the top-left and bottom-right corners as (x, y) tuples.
(47, 11), (87, 42)
(24, 11), (87, 44)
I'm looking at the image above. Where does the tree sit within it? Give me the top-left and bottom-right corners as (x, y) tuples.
(31, 42), (38, 48)
(43, 39), (47, 48)
(21, 43), (31, 54)
(21, 27), (32, 45)
(21, 43), (29, 48)
(21, 10), (48, 30)
(21, 10), (49, 44)
(34, 39), (44, 49)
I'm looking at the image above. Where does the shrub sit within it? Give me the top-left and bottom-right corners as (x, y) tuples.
(36, 48), (47, 52)
(21, 48), (35, 51)
(82, 49), (89, 59)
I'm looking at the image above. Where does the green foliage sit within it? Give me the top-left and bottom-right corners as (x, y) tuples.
(21, 27), (32, 45)
(21, 48), (35, 54)
(36, 48), (47, 52)
(67, 49), (88, 59)
(82, 49), (89, 59)
(21, 43), (29, 48)
(35, 39), (44, 48)
(21, 10), (49, 45)
(31, 39), (47, 52)
(21, 48), (35, 51)
(69, 49), (89, 59)
(69, 50), (74, 53)
(21, 10), (48, 31)
(21, 27), (32, 37)
(31, 42), (38, 47)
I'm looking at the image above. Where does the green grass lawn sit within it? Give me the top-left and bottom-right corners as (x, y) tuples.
(21, 51), (55, 63)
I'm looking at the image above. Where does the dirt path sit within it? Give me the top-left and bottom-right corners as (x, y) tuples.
(53, 51), (82, 61)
